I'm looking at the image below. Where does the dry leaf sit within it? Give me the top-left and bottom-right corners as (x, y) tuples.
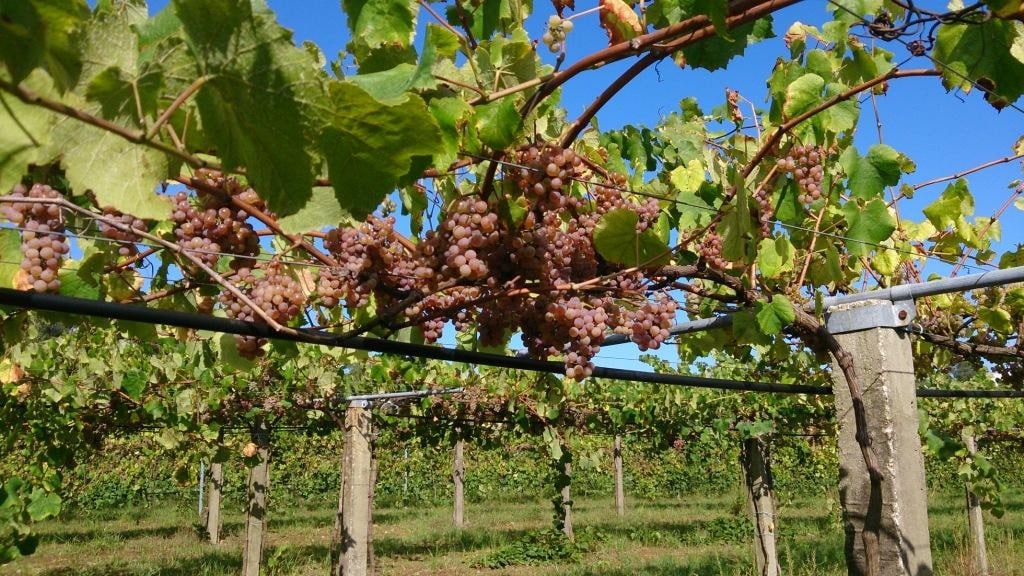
(599, 0), (642, 45)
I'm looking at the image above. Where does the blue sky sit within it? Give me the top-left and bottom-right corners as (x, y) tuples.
(142, 1), (1024, 371)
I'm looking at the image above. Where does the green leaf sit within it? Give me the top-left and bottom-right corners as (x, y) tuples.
(923, 179), (974, 229)
(783, 73), (824, 119)
(756, 236), (795, 278)
(57, 260), (101, 300)
(934, 19), (1024, 110)
(175, 0), (321, 218)
(218, 333), (256, 370)
(593, 208), (671, 267)
(53, 117), (171, 219)
(0, 0), (89, 91)
(820, 82), (859, 134)
(475, 97), (521, 150)
(840, 144), (905, 200)
(0, 72), (58, 192)
(680, 16), (774, 72)
(978, 306), (1014, 334)
(429, 97), (475, 170)
(842, 198), (896, 257)
(0, 229), (19, 289)
(343, 0), (418, 64)
(755, 294), (795, 335)
(829, 0), (882, 24)
(276, 186), (354, 234)
(120, 371), (146, 401)
(669, 159), (704, 194)
(321, 82), (442, 219)
(25, 491), (60, 521)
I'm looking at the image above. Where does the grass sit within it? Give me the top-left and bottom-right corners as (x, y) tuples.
(5, 489), (1024, 575)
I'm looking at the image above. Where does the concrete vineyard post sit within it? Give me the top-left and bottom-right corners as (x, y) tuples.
(963, 432), (989, 576)
(453, 428), (465, 528)
(613, 434), (625, 516)
(241, 419), (271, 576)
(742, 436), (780, 576)
(827, 300), (933, 575)
(335, 401), (373, 576)
(207, 462), (224, 545)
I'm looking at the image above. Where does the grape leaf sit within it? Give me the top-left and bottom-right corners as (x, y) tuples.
(593, 208), (671, 267)
(0, 229), (20, 289)
(923, 179), (974, 229)
(276, 186), (355, 234)
(756, 236), (795, 278)
(755, 294), (795, 335)
(839, 144), (905, 200)
(599, 0), (643, 45)
(842, 198), (896, 257)
(174, 0), (321, 218)
(344, 0), (418, 64)
(680, 17), (774, 72)
(475, 96), (521, 150)
(0, 72), (57, 193)
(54, 115), (172, 219)
(783, 73), (824, 119)
(25, 491), (60, 521)
(669, 159), (705, 194)
(0, 0), (89, 91)
(979, 306), (1014, 334)
(829, 0), (882, 24)
(321, 82), (442, 219)
(934, 19), (1024, 110)
(429, 97), (475, 169)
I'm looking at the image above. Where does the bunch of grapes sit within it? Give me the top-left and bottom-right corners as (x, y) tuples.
(775, 144), (826, 204)
(171, 188), (260, 268)
(752, 186), (774, 238)
(421, 197), (502, 282)
(513, 144), (586, 212)
(1, 184), (69, 293)
(698, 231), (728, 269)
(220, 264), (307, 358)
(521, 296), (615, 380)
(542, 14), (574, 52)
(622, 293), (677, 351)
(98, 208), (146, 256)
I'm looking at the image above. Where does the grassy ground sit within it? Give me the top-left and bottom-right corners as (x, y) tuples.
(5, 490), (1024, 575)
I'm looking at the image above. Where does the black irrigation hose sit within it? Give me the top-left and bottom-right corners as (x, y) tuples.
(2, 288), (1022, 399)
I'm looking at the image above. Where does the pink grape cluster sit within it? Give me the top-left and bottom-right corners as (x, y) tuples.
(219, 264), (306, 358)
(1, 184), (69, 293)
(98, 208), (146, 257)
(776, 145), (826, 204)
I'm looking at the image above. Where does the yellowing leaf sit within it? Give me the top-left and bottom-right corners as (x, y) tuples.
(600, 0), (643, 45)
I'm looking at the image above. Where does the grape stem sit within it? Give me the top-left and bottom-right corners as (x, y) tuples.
(145, 75), (213, 142)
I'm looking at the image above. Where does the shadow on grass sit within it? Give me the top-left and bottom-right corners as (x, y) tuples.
(40, 524), (185, 545)
(375, 526), (538, 558)
(37, 548), (241, 576)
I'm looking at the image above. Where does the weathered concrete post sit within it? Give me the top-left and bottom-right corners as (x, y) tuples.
(206, 462), (224, 545)
(827, 299), (932, 576)
(613, 434), (625, 516)
(242, 419), (271, 576)
(453, 428), (466, 528)
(336, 400), (373, 576)
(561, 458), (574, 540)
(963, 432), (989, 576)
(741, 436), (780, 576)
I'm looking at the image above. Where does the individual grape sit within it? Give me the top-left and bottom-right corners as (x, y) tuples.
(1, 184), (68, 293)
